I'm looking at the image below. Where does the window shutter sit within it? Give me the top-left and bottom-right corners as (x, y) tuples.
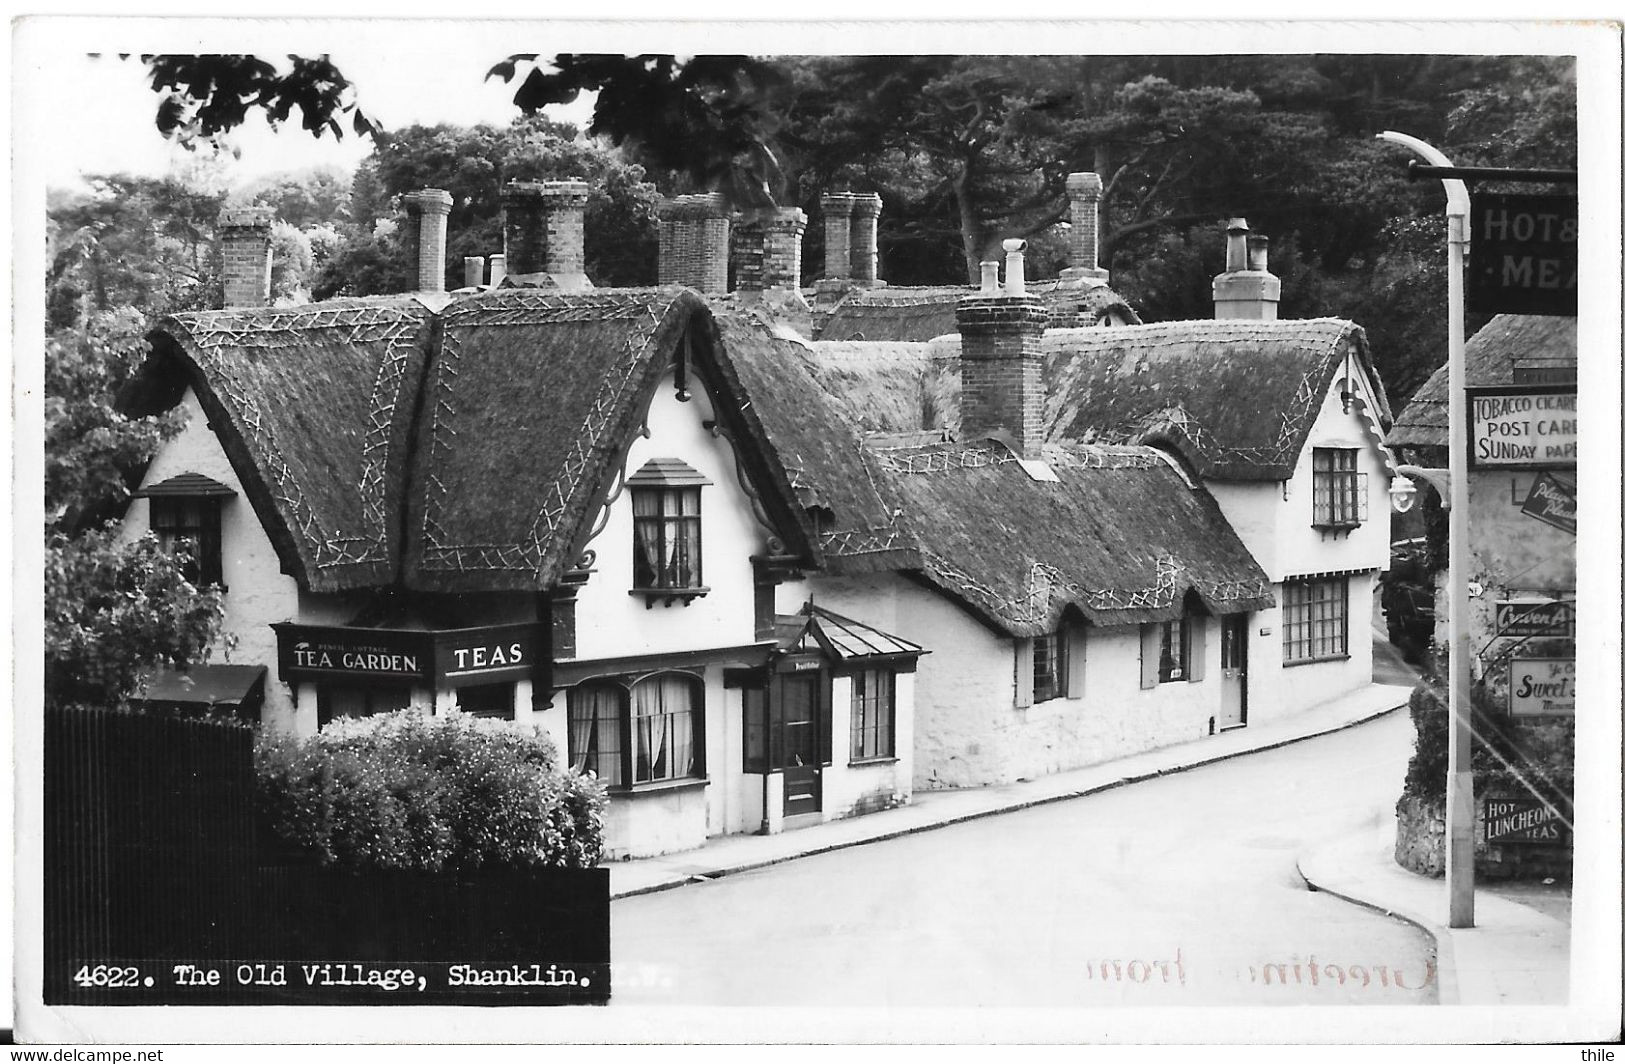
(1139, 625), (1159, 690)
(1066, 626), (1087, 698)
(1187, 616), (1207, 683)
(1014, 638), (1034, 708)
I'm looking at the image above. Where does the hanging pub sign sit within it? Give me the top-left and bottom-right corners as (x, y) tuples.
(275, 623), (544, 688)
(1507, 657), (1576, 718)
(1519, 471), (1577, 534)
(1467, 385), (1577, 470)
(1467, 193), (1577, 317)
(1493, 598), (1575, 638)
(1483, 796), (1568, 845)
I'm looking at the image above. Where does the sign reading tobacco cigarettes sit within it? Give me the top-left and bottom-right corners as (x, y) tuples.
(1467, 193), (1577, 317)
(1507, 657), (1576, 718)
(1467, 385), (1577, 469)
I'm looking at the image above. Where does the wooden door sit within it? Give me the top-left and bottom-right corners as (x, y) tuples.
(1219, 614), (1248, 729)
(778, 674), (822, 815)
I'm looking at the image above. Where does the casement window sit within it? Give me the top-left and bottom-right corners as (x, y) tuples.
(1032, 631), (1068, 704)
(849, 669), (896, 762)
(568, 672), (704, 788)
(456, 681), (517, 719)
(632, 486), (702, 590)
(1140, 611), (1207, 689)
(317, 683), (412, 729)
(150, 496), (225, 587)
(1311, 448), (1367, 529)
(1282, 576), (1349, 664)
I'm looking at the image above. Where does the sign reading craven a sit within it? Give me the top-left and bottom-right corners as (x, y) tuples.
(1467, 385), (1577, 469)
(1468, 192), (1577, 317)
(1493, 598), (1575, 638)
(1508, 657), (1576, 718)
(1483, 796), (1567, 845)
(276, 623), (544, 687)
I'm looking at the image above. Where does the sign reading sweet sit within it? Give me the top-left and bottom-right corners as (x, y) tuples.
(1507, 657), (1576, 718)
(1467, 385), (1577, 469)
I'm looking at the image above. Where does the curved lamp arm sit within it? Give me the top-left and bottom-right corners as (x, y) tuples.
(1377, 130), (1470, 218)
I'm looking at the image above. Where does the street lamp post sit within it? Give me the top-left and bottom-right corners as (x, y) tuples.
(1378, 130), (1476, 929)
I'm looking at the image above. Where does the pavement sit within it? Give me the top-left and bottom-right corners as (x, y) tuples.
(1296, 818), (1571, 1006)
(609, 679), (1414, 900)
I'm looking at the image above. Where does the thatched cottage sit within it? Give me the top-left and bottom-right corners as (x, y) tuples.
(119, 174), (1398, 857)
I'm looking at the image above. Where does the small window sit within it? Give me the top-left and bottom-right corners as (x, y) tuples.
(631, 673), (703, 784)
(456, 682), (516, 719)
(1311, 448), (1366, 528)
(567, 683), (626, 787)
(850, 669), (896, 762)
(1157, 617), (1187, 683)
(632, 486), (703, 591)
(150, 496), (224, 587)
(317, 683), (412, 729)
(1283, 576), (1349, 664)
(1032, 632), (1068, 703)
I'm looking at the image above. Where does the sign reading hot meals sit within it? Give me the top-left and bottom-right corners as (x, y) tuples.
(1467, 385), (1576, 469)
(1468, 192), (1577, 317)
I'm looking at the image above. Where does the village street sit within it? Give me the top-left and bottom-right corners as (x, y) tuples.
(610, 708), (1439, 1007)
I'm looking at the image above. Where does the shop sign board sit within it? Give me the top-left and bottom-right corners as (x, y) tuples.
(1467, 385), (1577, 469)
(1483, 796), (1567, 845)
(276, 623), (544, 687)
(1519, 471), (1577, 534)
(1507, 657), (1576, 718)
(1467, 193), (1577, 317)
(1493, 598), (1574, 638)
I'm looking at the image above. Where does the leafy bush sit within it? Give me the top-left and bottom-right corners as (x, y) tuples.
(1401, 673), (1573, 814)
(255, 711), (607, 872)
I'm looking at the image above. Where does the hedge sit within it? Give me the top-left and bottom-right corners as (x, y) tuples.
(255, 711), (607, 872)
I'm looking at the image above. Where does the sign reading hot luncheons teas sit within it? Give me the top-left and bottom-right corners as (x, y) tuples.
(1507, 657), (1576, 718)
(1467, 385), (1577, 469)
(1483, 796), (1568, 845)
(275, 623), (544, 687)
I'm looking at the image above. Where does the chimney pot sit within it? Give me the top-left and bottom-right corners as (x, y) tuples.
(1246, 233), (1270, 273)
(463, 256), (485, 289)
(217, 205), (276, 308)
(979, 260), (1001, 294)
(1224, 218), (1251, 273)
(1001, 238), (1028, 296)
(488, 253), (507, 288)
(1213, 218), (1280, 321)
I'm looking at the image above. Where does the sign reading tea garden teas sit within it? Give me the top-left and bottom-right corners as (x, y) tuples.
(275, 622), (543, 688)
(1467, 385), (1577, 469)
(1483, 796), (1567, 845)
(1467, 193), (1577, 317)
(1507, 657), (1576, 718)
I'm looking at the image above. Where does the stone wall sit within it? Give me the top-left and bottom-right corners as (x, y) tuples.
(1393, 793), (1572, 881)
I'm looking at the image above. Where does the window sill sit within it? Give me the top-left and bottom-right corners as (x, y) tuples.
(1311, 521), (1362, 532)
(629, 586), (711, 608)
(1283, 653), (1351, 668)
(1031, 693), (1068, 705)
(611, 776), (710, 796)
(848, 755), (899, 767)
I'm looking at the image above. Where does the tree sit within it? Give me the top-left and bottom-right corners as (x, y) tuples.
(135, 54), (375, 145)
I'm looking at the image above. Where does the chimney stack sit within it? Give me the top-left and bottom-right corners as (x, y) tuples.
(820, 192), (856, 281)
(218, 206), (275, 308)
(1212, 217), (1280, 320)
(403, 188), (453, 293)
(734, 207), (809, 313)
(1059, 172), (1109, 284)
(849, 193), (882, 286)
(501, 179), (592, 292)
(956, 240), (1050, 460)
(656, 193), (730, 292)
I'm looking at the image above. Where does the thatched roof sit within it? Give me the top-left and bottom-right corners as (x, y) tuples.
(132, 289), (818, 595)
(920, 318), (1388, 482)
(818, 279), (1139, 342)
(129, 296), (436, 591)
(1387, 315), (1577, 453)
(871, 440), (1273, 634)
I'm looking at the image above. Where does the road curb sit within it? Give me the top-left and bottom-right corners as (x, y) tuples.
(1294, 852), (1460, 1005)
(611, 699), (1409, 900)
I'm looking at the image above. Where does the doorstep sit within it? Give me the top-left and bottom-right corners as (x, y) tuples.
(608, 681), (1414, 900)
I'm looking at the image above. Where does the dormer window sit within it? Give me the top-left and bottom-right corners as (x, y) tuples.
(1311, 448), (1366, 529)
(136, 473), (235, 588)
(628, 459), (711, 605)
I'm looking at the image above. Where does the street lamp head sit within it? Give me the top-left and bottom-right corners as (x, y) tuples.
(1389, 474), (1419, 514)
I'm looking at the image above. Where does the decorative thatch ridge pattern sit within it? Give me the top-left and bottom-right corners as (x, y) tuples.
(818, 280), (1140, 342)
(1387, 314), (1577, 453)
(140, 298), (433, 591)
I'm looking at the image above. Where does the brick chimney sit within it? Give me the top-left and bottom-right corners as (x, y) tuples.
(956, 239), (1050, 460)
(820, 192), (855, 281)
(734, 207), (808, 313)
(501, 179), (592, 292)
(403, 188), (453, 293)
(218, 206), (275, 308)
(657, 193), (730, 293)
(1212, 217), (1280, 320)
(1059, 172), (1109, 284)
(849, 193), (882, 286)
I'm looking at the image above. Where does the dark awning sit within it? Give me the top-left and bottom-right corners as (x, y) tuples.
(130, 664), (267, 719)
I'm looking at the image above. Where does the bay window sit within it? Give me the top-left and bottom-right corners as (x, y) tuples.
(567, 672), (704, 788)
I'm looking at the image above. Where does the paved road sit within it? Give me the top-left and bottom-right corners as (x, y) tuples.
(611, 711), (1436, 1007)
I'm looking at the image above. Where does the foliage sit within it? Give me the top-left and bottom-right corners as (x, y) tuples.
(237, 165), (354, 228)
(136, 54), (375, 146)
(1401, 673), (1574, 813)
(255, 711), (607, 872)
(44, 528), (228, 712)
